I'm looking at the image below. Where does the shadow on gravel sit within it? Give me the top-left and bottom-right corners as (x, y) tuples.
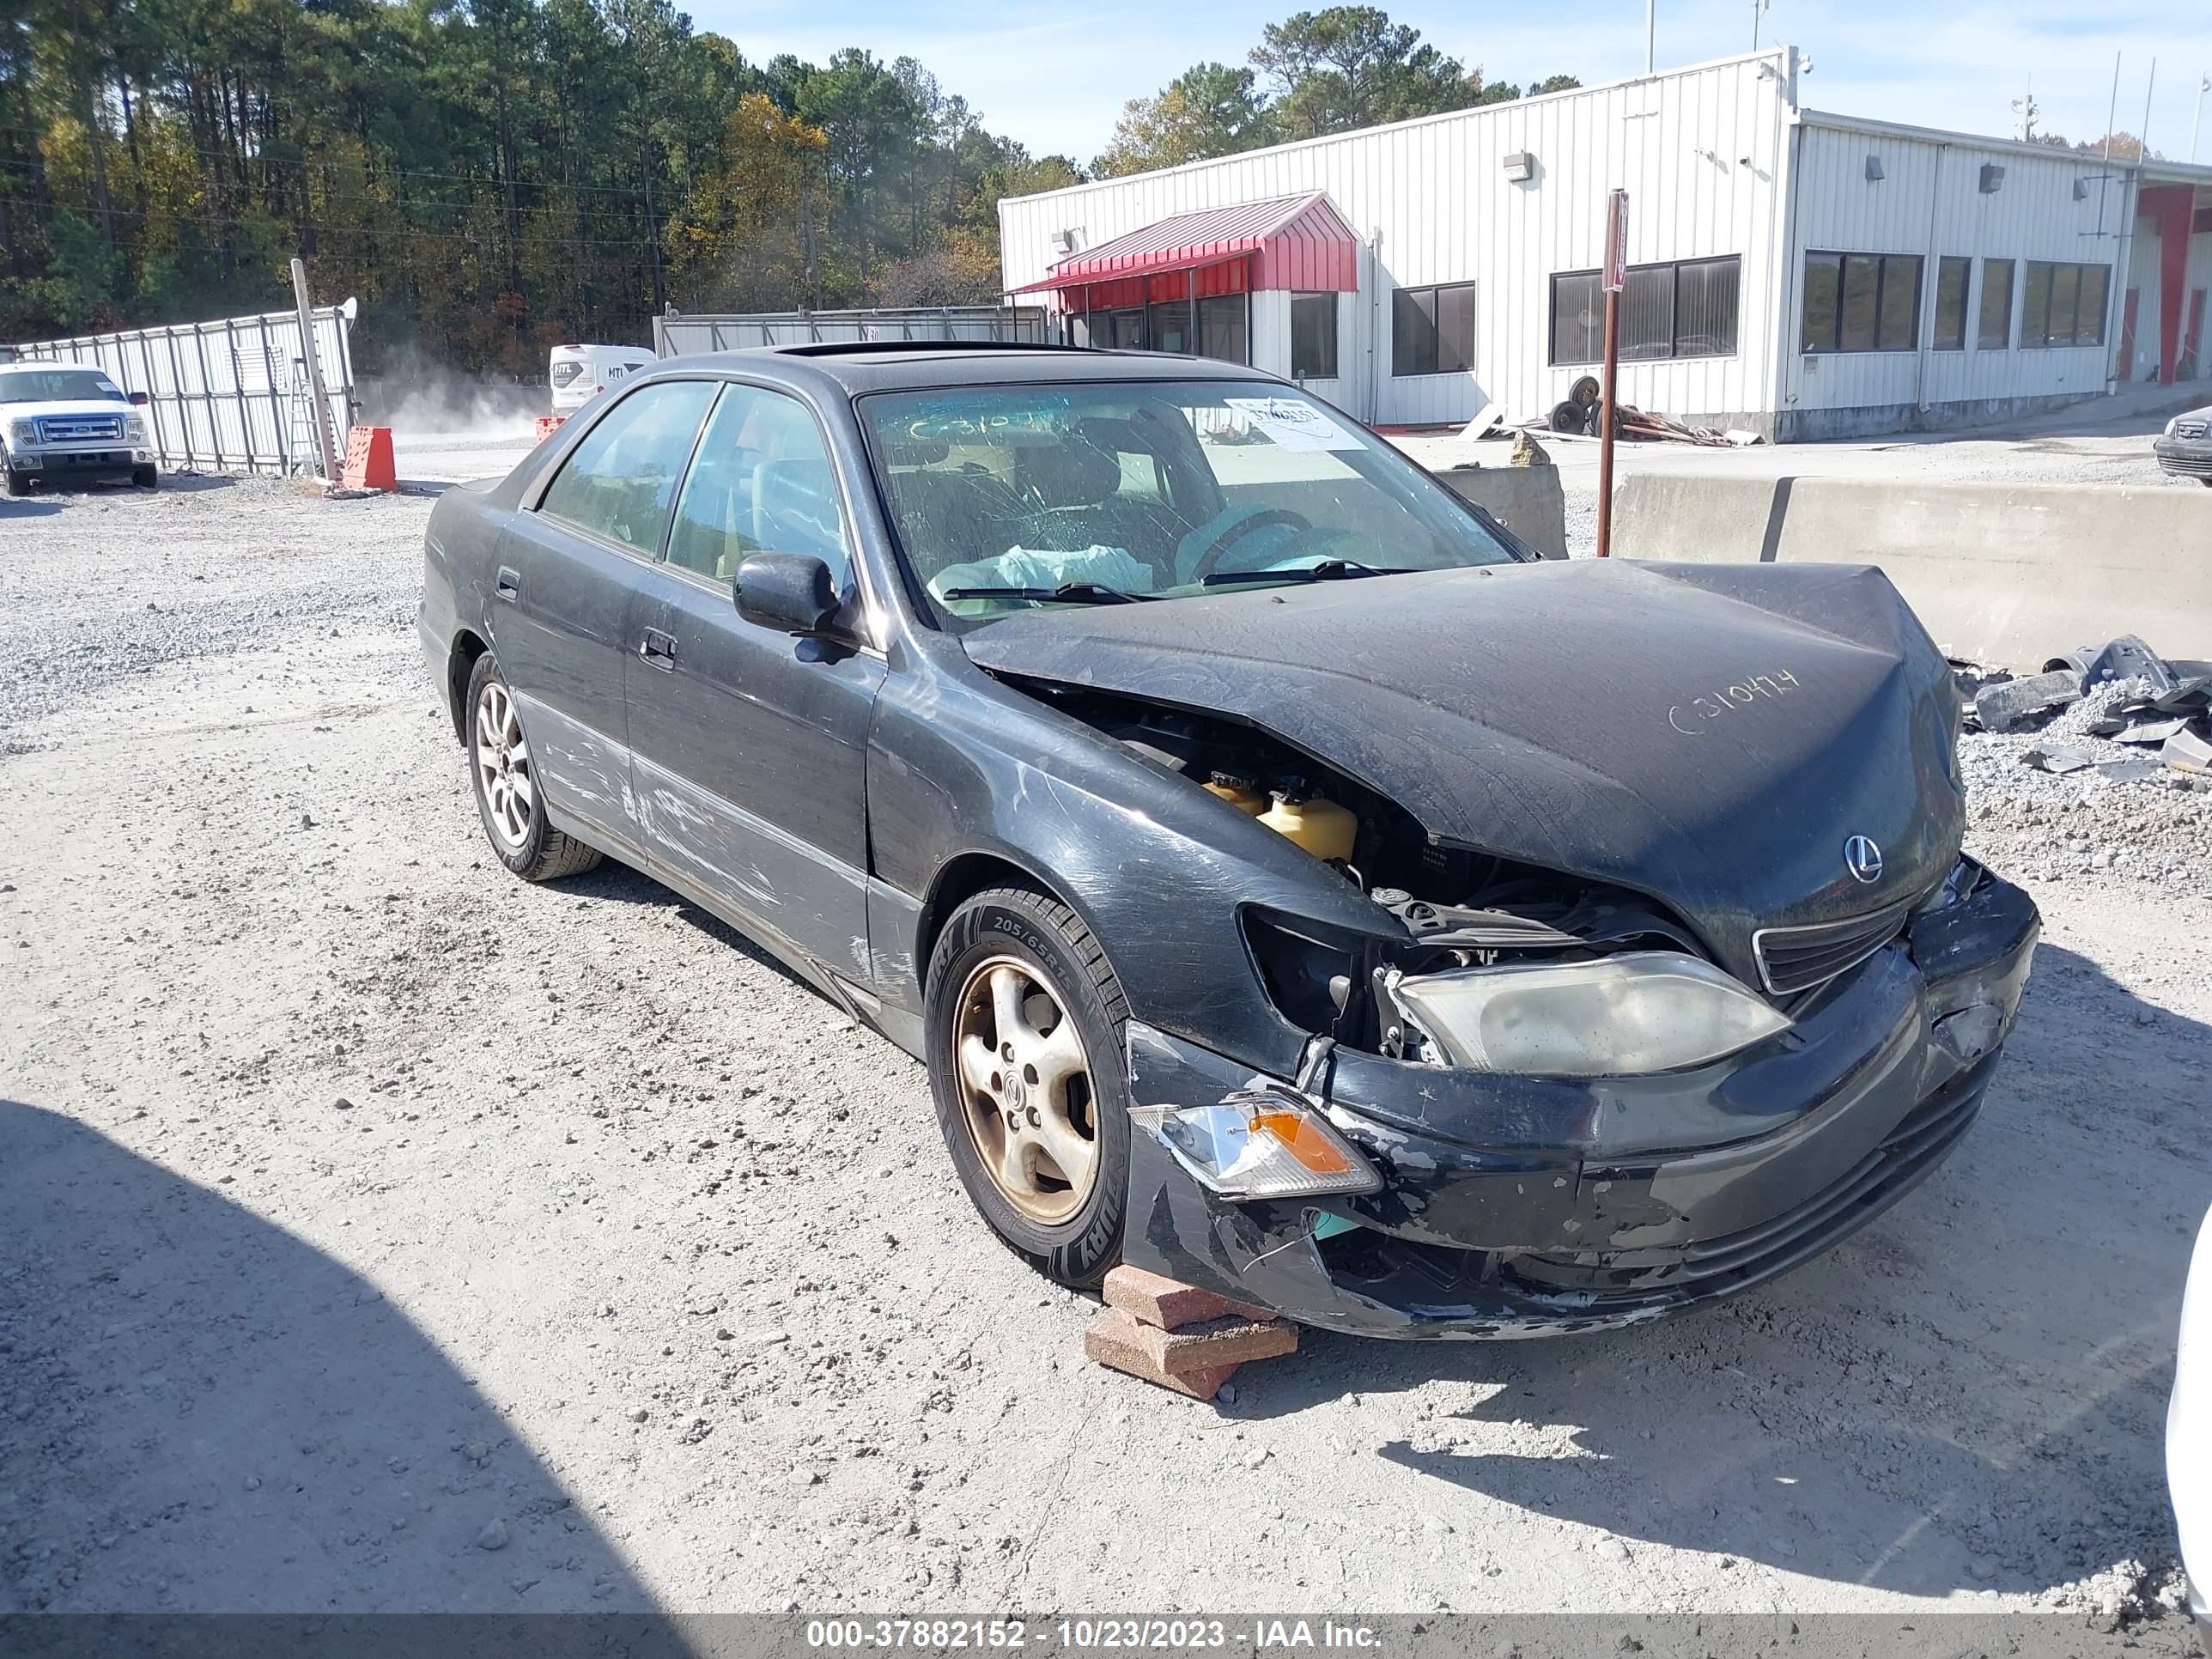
(1248, 944), (2198, 1601)
(0, 498), (63, 519)
(559, 860), (817, 995)
(0, 1099), (658, 1614)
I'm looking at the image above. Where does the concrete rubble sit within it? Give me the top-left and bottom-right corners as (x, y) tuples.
(1954, 635), (2212, 894)
(1962, 635), (2212, 785)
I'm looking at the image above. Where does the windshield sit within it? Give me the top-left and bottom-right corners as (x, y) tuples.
(0, 367), (126, 405)
(860, 380), (1523, 623)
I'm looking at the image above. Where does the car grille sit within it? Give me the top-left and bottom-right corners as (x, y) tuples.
(36, 414), (125, 443)
(2173, 419), (2209, 440)
(1504, 1060), (1988, 1309)
(2162, 451), (2212, 477)
(1751, 896), (1918, 995)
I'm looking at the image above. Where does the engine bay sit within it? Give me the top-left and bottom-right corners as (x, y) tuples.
(1016, 680), (1717, 1057)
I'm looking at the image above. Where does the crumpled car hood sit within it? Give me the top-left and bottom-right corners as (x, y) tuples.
(960, 559), (1964, 985)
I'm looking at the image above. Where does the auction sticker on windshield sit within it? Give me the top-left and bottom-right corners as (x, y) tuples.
(1224, 396), (1362, 453)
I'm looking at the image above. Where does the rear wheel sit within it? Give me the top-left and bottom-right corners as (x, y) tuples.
(925, 884), (1131, 1287)
(464, 651), (601, 882)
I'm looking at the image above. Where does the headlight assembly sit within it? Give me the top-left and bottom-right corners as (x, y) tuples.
(125, 416), (149, 444)
(7, 420), (35, 445)
(1384, 951), (1791, 1077)
(1131, 1087), (1382, 1200)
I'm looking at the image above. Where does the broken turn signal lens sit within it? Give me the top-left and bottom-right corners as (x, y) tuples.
(1130, 1088), (1382, 1200)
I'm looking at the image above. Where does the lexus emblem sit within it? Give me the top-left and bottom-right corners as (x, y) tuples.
(1844, 836), (1884, 884)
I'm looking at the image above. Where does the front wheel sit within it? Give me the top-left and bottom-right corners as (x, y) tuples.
(131, 465), (158, 489)
(464, 651), (602, 882)
(3, 465), (26, 497)
(924, 885), (1132, 1287)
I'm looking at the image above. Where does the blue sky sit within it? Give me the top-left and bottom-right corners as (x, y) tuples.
(694, 0), (2212, 167)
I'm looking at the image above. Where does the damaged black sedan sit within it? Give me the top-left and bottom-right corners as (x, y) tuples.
(418, 344), (2039, 1338)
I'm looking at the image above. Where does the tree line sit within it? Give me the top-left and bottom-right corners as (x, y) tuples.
(1097, 9), (1578, 176)
(0, 0), (1575, 375)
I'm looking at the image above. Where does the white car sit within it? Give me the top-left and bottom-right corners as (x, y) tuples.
(0, 362), (158, 495)
(2175, 1202), (2212, 1647)
(548, 343), (655, 417)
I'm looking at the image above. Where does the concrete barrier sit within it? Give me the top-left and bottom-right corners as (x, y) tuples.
(1613, 472), (2212, 667)
(1434, 464), (1569, 559)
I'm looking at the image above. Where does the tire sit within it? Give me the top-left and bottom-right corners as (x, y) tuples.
(131, 465), (158, 489)
(3, 465), (26, 497)
(463, 650), (602, 882)
(924, 884), (1132, 1287)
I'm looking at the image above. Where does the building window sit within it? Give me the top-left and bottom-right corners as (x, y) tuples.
(1198, 293), (1249, 365)
(1291, 292), (1339, 380)
(1932, 257), (1971, 351)
(2021, 261), (2111, 347)
(1392, 282), (1476, 376)
(1086, 295), (1249, 363)
(1548, 257), (1740, 364)
(1978, 258), (2014, 349)
(1801, 251), (1923, 352)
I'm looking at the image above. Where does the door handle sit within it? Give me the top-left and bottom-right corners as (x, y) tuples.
(638, 627), (679, 667)
(494, 566), (520, 603)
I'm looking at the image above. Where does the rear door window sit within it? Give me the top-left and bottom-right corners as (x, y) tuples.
(538, 380), (716, 553)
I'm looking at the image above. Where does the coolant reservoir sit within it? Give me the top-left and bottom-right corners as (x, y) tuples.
(1203, 771), (1267, 815)
(1260, 787), (1358, 861)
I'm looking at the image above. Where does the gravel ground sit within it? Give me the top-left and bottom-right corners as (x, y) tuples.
(1, 466), (2207, 1643)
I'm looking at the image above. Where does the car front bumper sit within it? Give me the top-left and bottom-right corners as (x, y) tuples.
(8, 443), (154, 482)
(1121, 863), (2039, 1338)
(2171, 1206), (2212, 1650)
(2154, 435), (2212, 480)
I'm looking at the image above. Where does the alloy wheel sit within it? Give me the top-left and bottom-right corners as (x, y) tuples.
(473, 679), (536, 850)
(952, 956), (1099, 1223)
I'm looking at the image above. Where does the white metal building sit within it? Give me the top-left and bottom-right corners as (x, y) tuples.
(997, 48), (2212, 441)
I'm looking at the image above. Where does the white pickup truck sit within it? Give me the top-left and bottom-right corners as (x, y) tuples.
(0, 362), (158, 495)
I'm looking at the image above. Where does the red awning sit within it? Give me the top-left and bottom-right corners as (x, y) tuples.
(1010, 192), (1358, 298)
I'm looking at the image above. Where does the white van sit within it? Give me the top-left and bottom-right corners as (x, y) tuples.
(548, 344), (656, 416)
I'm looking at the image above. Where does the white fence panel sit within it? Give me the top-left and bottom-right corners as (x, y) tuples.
(6, 300), (356, 475)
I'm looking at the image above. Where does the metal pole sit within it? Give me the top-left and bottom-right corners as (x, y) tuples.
(1596, 289), (1621, 557)
(289, 257), (338, 481)
(1645, 0), (1655, 74)
(2104, 53), (2121, 169)
(1595, 189), (1627, 560)
(2142, 59), (2157, 161)
(2193, 75), (2207, 163)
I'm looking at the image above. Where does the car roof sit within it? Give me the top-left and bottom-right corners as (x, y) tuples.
(649, 343), (1283, 398)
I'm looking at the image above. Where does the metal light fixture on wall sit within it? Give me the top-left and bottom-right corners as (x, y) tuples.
(1980, 163), (2006, 193)
(2073, 178), (2090, 200)
(1864, 154), (1885, 181)
(1502, 151), (1535, 183)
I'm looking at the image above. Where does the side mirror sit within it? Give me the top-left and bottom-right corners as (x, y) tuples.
(733, 551), (841, 636)
(128, 391), (150, 406)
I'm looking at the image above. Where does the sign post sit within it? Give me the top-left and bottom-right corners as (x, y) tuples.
(1595, 190), (1627, 559)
